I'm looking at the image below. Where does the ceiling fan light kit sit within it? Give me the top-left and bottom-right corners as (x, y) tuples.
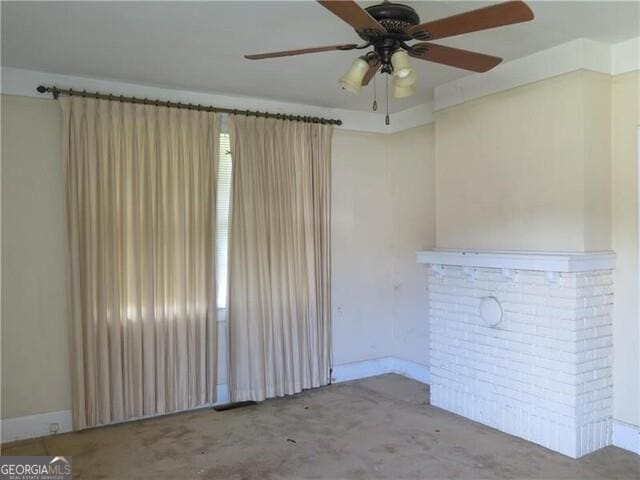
(390, 50), (414, 79)
(394, 70), (416, 88)
(339, 57), (370, 94)
(245, 0), (534, 124)
(392, 82), (416, 99)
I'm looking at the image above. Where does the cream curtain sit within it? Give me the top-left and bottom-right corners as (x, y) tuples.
(60, 97), (219, 429)
(228, 116), (332, 402)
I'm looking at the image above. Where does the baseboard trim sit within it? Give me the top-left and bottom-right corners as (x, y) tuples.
(331, 357), (394, 383)
(331, 356), (430, 385)
(1, 383), (231, 444)
(1, 410), (73, 444)
(613, 420), (640, 455)
(389, 357), (431, 384)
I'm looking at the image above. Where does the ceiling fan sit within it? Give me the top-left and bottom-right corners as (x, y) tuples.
(245, 0), (534, 124)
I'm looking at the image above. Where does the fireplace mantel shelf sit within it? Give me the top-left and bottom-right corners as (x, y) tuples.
(416, 249), (616, 273)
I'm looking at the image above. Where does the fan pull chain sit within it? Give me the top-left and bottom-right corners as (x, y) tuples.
(385, 75), (390, 126)
(372, 75), (378, 111)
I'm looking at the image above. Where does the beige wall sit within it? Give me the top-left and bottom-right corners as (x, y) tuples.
(387, 126), (435, 367)
(1, 95), (71, 418)
(332, 130), (395, 364)
(331, 125), (435, 367)
(583, 72), (613, 251)
(611, 71), (640, 426)
(435, 71), (611, 252)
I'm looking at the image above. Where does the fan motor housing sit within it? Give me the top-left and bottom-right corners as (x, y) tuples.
(362, 2), (420, 41)
(358, 2), (421, 72)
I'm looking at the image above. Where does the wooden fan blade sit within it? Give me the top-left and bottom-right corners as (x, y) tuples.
(409, 43), (502, 72)
(408, 1), (534, 41)
(317, 0), (385, 34)
(245, 43), (358, 60)
(362, 59), (381, 86)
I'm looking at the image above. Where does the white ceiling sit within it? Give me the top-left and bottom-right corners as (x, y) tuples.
(2, 1), (639, 113)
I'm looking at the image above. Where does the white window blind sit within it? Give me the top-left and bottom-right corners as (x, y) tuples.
(216, 133), (232, 309)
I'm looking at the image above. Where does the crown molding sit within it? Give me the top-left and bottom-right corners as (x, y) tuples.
(434, 37), (640, 111)
(1, 67), (433, 134)
(385, 102), (434, 133)
(612, 37), (640, 76)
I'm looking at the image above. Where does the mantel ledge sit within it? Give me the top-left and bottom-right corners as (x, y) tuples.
(416, 249), (616, 273)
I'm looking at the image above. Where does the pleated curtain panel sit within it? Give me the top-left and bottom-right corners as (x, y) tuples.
(60, 97), (219, 429)
(228, 116), (333, 402)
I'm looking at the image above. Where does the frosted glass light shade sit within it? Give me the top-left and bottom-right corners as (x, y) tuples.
(393, 82), (416, 98)
(394, 71), (416, 88)
(339, 58), (369, 94)
(391, 50), (414, 79)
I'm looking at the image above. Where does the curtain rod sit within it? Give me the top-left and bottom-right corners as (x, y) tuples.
(36, 85), (342, 126)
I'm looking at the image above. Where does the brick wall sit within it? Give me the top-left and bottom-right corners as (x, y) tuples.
(428, 266), (613, 458)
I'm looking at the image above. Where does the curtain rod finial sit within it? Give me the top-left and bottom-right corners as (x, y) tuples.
(36, 85), (47, 94)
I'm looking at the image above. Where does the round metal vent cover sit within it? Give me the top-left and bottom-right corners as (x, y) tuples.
(479, 296), (503, 327)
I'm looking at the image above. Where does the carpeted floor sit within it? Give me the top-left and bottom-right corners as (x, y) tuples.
(2, 374), (639, 479)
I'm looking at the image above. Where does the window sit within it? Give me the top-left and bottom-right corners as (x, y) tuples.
(216, 133), (232, 309)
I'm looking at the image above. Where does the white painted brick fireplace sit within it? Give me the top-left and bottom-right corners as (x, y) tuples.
(417, 250), (616, 458)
